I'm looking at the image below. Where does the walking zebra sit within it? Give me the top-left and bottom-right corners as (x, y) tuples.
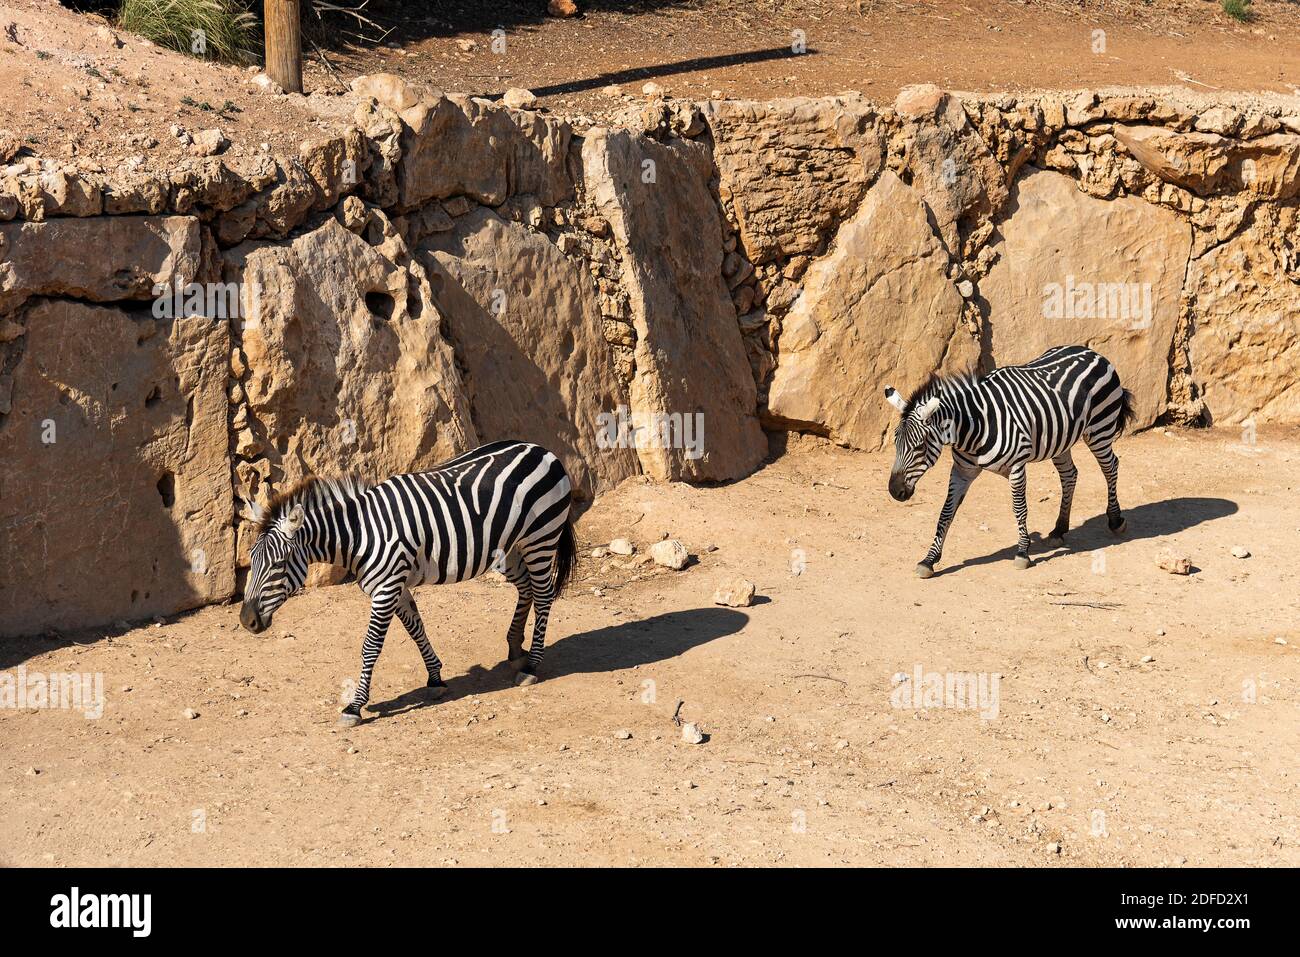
(238, 440), (577, 726)
(885, 345), (1134, 577)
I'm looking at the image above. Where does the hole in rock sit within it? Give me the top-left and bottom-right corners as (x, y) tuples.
(366, 291), (395, 323)
(156, 472), (176, 508)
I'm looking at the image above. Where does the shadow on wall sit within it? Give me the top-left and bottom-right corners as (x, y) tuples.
(0, 303), (228, 660)
(931, 495), (1239, 577)
(368, 606), (749, 718)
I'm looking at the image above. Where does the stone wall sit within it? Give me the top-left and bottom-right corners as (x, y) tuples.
(2, 79), (1297, 636)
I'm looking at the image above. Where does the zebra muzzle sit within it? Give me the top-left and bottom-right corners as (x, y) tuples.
(239, 603), (268, 634)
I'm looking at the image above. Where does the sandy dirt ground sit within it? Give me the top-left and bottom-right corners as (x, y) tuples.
(4, 0), (1299, 172)
(3, 427), (1298, 867)
(339, 0), (1300, 116)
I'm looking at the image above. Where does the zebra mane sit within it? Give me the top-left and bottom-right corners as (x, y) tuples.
(903, 368), (979, 417)
(251, 476), (372, 536)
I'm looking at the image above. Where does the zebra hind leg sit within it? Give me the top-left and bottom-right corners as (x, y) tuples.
(1009, 463), (1033, 569)
(395, 589), (447, 701)
(514, 545), (562, 687)
(1086, 433), (1126, 535)
(501, 548), (533, 672)
(1047, 451), (1078, 548)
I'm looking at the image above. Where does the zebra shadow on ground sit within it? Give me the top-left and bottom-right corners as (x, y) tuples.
(931, 496), (1238, 577)
(368, 607), (749, 719)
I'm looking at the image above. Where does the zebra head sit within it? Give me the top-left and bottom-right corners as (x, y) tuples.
(239, 502), (309, 634)
(885, 386), (944, 502)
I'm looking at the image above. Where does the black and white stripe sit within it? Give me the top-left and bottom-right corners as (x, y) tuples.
(885, 345), (1135, 577)
(239, 440), (576, 725)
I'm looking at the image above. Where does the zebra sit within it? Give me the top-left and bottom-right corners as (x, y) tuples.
(884, 345), (1135, 577)
(238, 440), (577, 727)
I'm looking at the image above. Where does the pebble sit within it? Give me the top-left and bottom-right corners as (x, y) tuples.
(608, 538), (635, 556)
(1141, 655), (1155, 663)
(183, 708), (199, 720)
(1231, 546), (1251, 559)
(642, 81), (664, 97)
(1046, 843), (1061, 855)
(614, 729), (632, 740)
(681, 722), (705, 745)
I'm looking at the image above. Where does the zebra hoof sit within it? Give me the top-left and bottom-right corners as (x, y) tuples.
(514, 671), (539, 687)
(1013, 555), (1032, 570)
(507, 654), (530, 672)
(1110, 518), (1128, 536)
(915, 562), (935, 579)
(337, 711), (362, 728)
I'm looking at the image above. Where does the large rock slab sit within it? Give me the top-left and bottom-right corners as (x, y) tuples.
(225, 215), (477, 494)
(1187, 204), (1300, 424)
(893, 85), (1010, 256)
(702, 96), (883, 264)
(0, 216), (201, 314)
(767, 170), (978, 451)
(981, 168), (1192, 428)
(1114, 125), (1300, 199)
(581, 129), (767, 482)
(351, 76), (575, 212)
(420, 208), (640, 498)
(0, 302), (233, 636)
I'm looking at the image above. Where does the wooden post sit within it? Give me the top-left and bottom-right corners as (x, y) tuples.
(264, 0), (302, 94)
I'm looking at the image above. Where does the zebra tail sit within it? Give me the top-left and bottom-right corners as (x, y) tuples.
(1117, 388), (1136, 435)
(553, 519), (577, 596)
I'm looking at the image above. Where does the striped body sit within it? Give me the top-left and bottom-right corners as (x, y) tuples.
(240, 441), (576, 723)
(886, 346), (1133, 575)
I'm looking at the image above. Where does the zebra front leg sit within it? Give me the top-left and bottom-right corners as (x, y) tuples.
(501, 548), (533, 671)
(395, 589), (447, 700)
(339, 582), (402, 727)
(1009, 462), (1032, 569)
(1087, 437), (1126, 534)
(916, 463), (978, 579)
(1047, 450), (1078, 547)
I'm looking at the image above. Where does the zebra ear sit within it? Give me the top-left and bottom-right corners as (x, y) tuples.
(884, 386), (907, 413)
(282, 504), (306, 538)
(239, 499), (267, 525)
(917, 395), (942, 422)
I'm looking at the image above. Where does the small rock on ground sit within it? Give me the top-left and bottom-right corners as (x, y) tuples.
(649, 539), (689, 570)
(713, 578), (756, 607)
(1156, 552), (1192, 575)
(502, 87), (537, 109)
(681, 722), (706, 745)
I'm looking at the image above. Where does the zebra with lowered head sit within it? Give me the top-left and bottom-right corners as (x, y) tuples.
(239, 440), (577, 726)
(885, 345), (1134, 577)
